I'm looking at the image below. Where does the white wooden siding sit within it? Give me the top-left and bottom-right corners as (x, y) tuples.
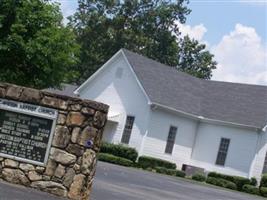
(102, 121), (118, 143)
(250, 130), (267, 181)
(142, 108), (198, 169)
(191, 123), (259, 178)
(78, 55), (150, 152)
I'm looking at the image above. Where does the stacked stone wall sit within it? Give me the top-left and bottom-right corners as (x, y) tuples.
(0, 83), (109, 200)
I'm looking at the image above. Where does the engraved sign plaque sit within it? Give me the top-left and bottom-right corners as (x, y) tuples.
(0, 99), (57, 165)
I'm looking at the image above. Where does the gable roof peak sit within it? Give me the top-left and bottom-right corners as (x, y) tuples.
(121, 48), (267, 129)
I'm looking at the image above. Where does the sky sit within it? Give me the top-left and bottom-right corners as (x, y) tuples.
(55, 0), (267, 86)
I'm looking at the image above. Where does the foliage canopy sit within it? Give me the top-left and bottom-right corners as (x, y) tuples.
(0, 0), (80, 89)
(69, 0), (216, 83)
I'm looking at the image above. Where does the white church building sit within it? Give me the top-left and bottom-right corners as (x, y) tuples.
(58, 49), (267, 181)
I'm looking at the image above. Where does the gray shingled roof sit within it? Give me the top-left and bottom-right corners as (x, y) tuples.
(122, 49), (267, 129)
(43, 84), (78, 98)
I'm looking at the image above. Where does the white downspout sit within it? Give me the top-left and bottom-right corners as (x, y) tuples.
(139, 103), (152, 156)
(249, 130), (262, 180)
(191, 119), (201, 159)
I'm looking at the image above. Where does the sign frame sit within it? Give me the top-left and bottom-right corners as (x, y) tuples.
(0, 99), (58, 166)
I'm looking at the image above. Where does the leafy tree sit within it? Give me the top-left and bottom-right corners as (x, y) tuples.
(69, 0), (190, 83)
(69, 0), (217, 83)
(0, 0), (80, 89)
(177, 36), (217, 79)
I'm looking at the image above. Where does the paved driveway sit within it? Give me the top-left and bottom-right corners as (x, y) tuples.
(0, 161), (264, 200)
(91, 162), (263, 200)
(0, 181), (64, 200)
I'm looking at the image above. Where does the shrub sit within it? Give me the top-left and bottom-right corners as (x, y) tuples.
(176, 170), (186, 178)
(138, 156), (176, 169)
(224, 181), (237, 190)
(166, 169), (177, 176)
(146, 167), (153, 172)
(155, 167), (176, 176)
(260, 187), (267, 197)
(155, 167), (185, 178)
(206, 177), (237, 190)
(208, 172), (250, 191)
(98, 153), (133, 167)
(233, 176), (251, 191)
(242, 184), (260, 195)
(261, 174), (267, 187)
(100, 143), (138, 162)
(192, 173), (206, 182)
(208, 172), (235, 182)
(155, 167), (165, 174)
(206, 177), (224, 187)
(250, 177), (257, 186)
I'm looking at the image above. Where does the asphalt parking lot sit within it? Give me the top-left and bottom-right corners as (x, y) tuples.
(0, 161), (264, 200)
(0, 181), (64, 200)
(91, 162), (263, 200)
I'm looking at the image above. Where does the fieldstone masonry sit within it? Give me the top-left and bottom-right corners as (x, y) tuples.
(0, 83), (109, 200)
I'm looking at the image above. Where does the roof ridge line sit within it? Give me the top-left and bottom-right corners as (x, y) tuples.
(121, 48), (267, 88)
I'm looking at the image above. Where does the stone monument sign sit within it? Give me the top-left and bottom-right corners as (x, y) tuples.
(0, 83), (108, 200)
(0, 98), (57, 165)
